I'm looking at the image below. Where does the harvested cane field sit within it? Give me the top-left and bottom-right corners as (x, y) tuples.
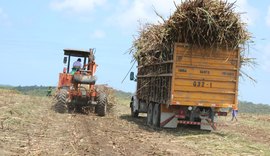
(0, 88), (270, 156)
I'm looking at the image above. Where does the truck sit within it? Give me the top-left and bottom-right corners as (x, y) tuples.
(130, 43), (240, 130)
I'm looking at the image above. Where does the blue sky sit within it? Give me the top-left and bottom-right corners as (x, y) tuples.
(0, 0), (269, 104)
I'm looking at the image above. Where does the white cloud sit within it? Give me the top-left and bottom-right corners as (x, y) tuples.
(110, 0), (181, 31)
(0, 8), (11, 26)
(50, 0), (107, 13)
(266, 6), (270, 27)
(228, 0), (259, 25)
(92, 30), (106, 39)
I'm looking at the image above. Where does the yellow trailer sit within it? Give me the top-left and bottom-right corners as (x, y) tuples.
(130, 43), (240, 130)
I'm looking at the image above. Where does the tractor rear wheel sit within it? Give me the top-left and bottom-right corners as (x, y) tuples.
(96, 93), (107, 116)
(54, 89), (68, 113)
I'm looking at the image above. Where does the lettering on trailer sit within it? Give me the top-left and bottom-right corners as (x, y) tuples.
(222, 71), (235, 76)
(193, 81), (212, 88)
(179, 68), (187, 72)
(200, 70), (210, 75)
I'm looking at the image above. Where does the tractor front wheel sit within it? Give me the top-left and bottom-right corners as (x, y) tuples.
(95, 93), (107, 116)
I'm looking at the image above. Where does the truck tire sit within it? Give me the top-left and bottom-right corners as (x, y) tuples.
(130, 101), (139, 118)
(96, 93), (107, 116)
(147, 103), (154, 126)
(152, 104), (160, 127)
(54, 89), (68, 113)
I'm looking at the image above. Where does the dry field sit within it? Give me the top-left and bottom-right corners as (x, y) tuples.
(0, 88), (270, 156)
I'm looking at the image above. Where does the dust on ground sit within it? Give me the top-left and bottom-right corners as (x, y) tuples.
(0, 89), (270, 156)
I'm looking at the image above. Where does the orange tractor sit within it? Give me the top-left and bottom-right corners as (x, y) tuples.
(55, 49), (107, 116)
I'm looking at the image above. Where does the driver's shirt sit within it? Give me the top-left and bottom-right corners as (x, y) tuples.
(73, 61), (82, 68)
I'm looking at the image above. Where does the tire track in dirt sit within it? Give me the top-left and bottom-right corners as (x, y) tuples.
(66, 102), (198, 156)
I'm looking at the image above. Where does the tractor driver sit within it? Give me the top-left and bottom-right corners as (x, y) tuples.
(73, 58), (82, 69)
(71, 58), (82, 75)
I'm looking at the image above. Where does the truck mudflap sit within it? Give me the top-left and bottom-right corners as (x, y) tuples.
(200, 119), (217, 131)
(160, 112), (178, 128)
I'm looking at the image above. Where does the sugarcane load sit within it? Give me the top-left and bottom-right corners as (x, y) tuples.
(132, 0), (250, 65)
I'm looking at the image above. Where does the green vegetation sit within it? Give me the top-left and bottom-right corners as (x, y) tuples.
(239, 101), (270, 114)
(114, 89), (132, 105)
(0, 85), (55, 97)
(0, 85), (13, 89)
(14, 86), (56, 97)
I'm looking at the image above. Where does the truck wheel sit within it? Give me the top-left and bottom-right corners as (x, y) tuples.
(96, 93), (107, 116)
(54, 89), (68, 113)
(147, 103), (154, 126)
(152, 104), (160, 127)
(130, 101), (139, 118)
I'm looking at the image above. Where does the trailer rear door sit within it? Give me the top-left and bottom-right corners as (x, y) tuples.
(171, 43), (240, 108)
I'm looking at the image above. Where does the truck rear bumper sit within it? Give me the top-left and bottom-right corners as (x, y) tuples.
(160, 110), (218, 131)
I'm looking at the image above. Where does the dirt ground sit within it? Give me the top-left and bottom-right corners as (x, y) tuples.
(0, 89), (270, 156)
